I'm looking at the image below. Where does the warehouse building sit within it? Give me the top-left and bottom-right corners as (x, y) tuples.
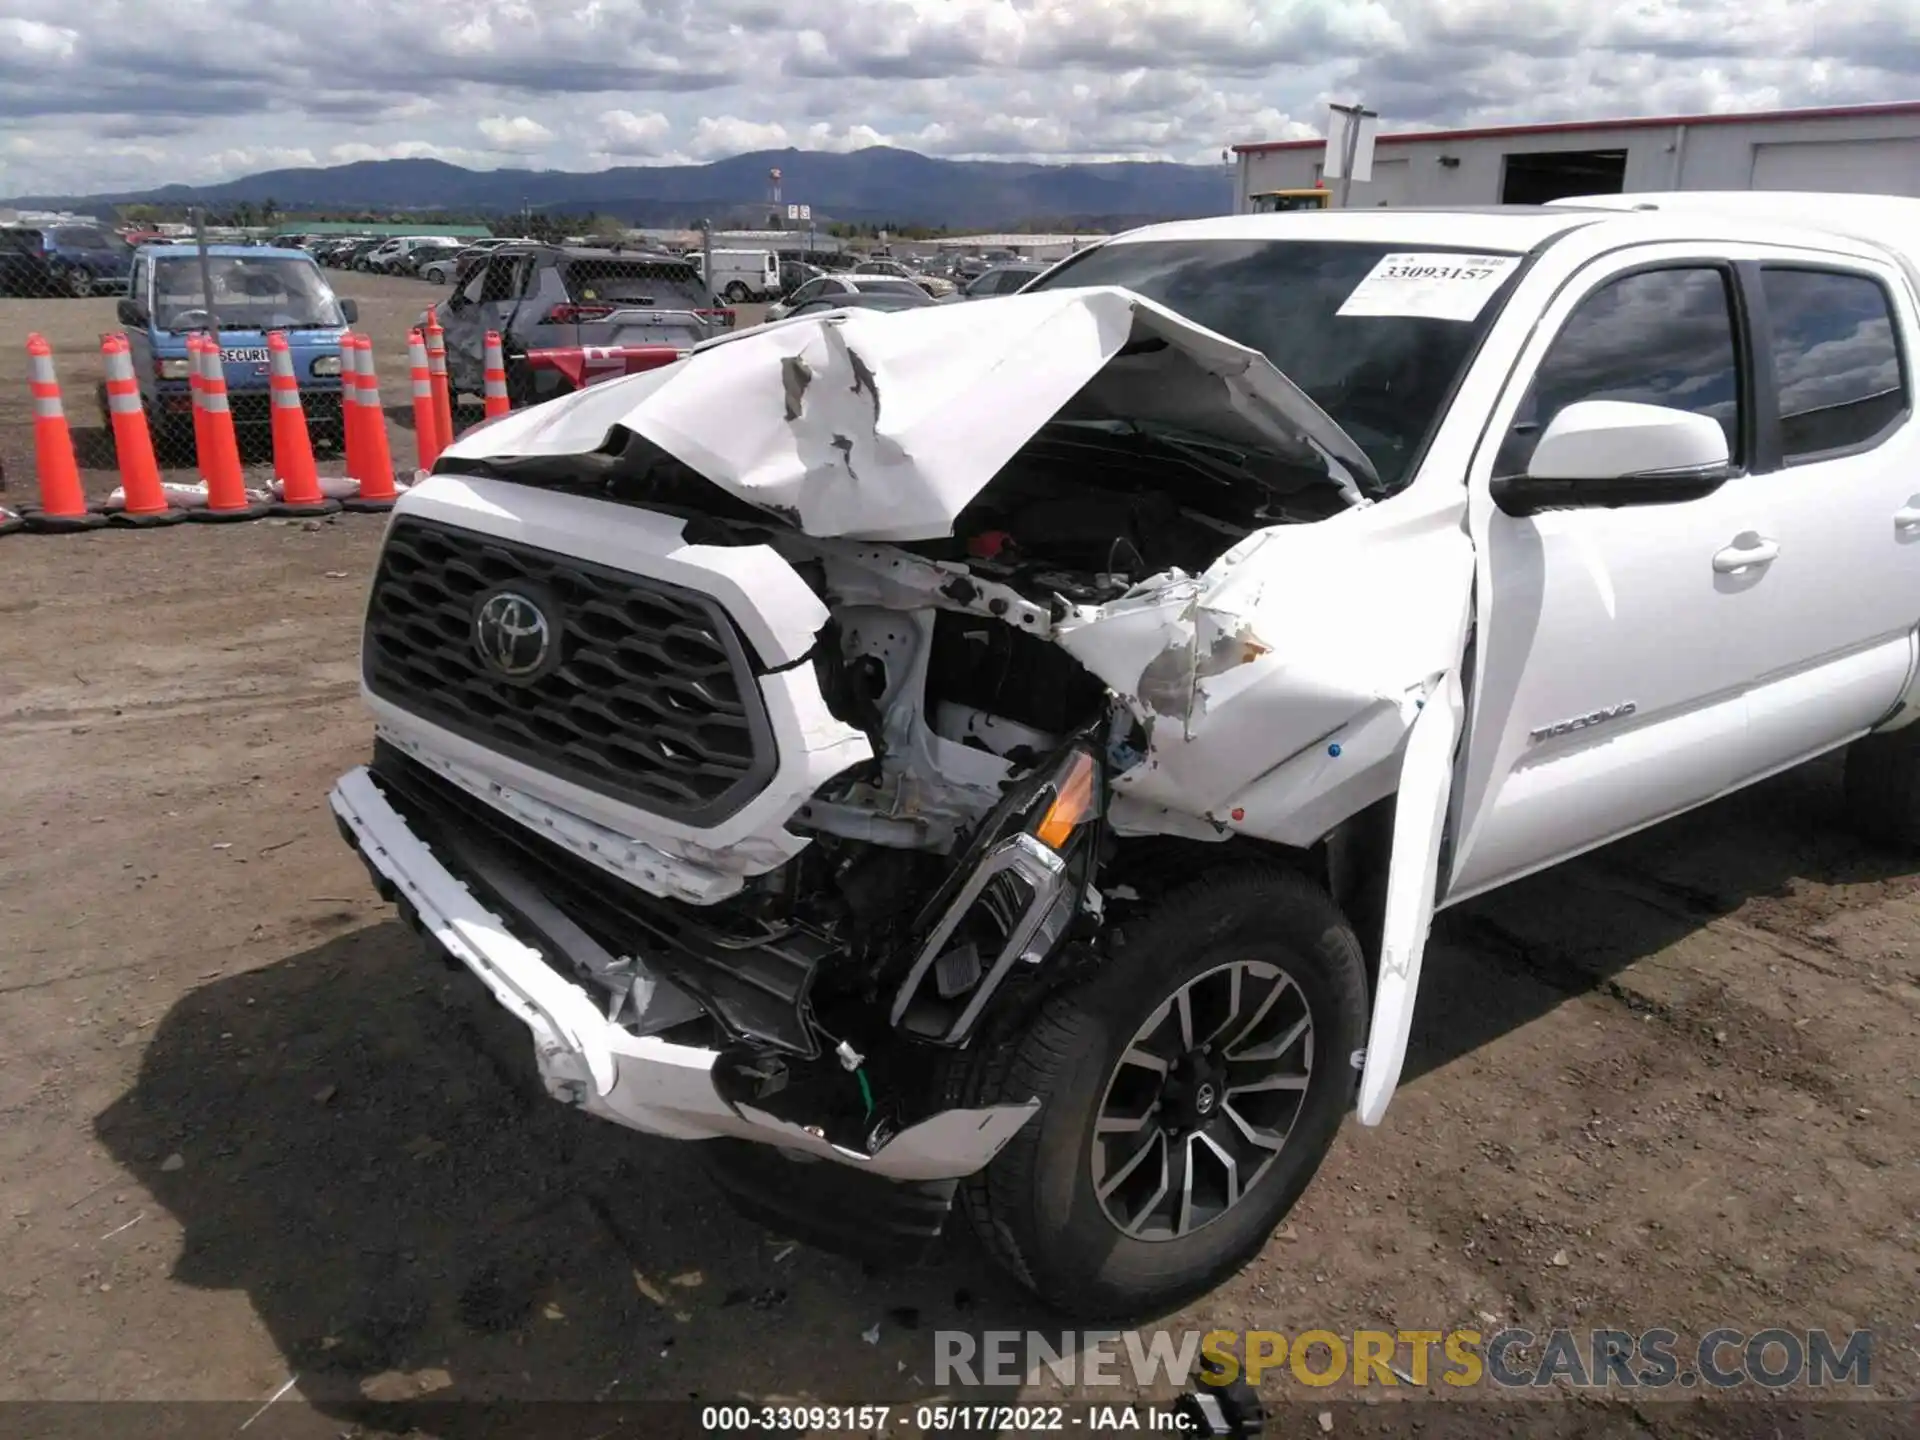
(1232, 100), (1920, 211)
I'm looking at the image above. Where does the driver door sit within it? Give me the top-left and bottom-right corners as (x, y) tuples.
(1447, 249), (1765, 901)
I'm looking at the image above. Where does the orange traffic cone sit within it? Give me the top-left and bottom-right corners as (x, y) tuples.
(483, 330), (510, 418)
(423, 307), (454, 454)
(267, 332), (338, 517)
(188, 334), (267, 523)
(345, 334), (399, 511)
(101, 334), (184, 527)
(408, 328), (440, 472)
(187, 334), (211, 470)
(338, 329), (369, 490)
(22, 333), (105, 532)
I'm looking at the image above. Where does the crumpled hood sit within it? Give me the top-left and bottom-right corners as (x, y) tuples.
(436, 285), (1378, 542)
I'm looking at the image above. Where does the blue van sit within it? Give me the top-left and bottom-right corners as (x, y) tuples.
(116, 245), (359, 449)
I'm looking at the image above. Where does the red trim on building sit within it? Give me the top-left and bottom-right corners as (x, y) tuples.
(1232, 100), (1920, 156)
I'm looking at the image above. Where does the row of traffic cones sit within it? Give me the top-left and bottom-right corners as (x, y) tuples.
(12, 326), (439, 533)
(405, 311), (507, 471)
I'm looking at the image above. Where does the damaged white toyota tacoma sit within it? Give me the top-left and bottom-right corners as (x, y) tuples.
(333, 194), (1920, 1318)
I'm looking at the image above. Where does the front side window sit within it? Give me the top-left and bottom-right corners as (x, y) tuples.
(1760, 267), (1907, 460)
(1496, 266), (1742, 477)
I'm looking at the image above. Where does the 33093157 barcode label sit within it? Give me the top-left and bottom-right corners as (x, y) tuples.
(1336, 252), (1522, 322)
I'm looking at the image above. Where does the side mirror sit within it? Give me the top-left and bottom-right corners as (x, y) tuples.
(1491, 400), (1732, 518)
(116, 298), (148, 328)
(337, 298), (359, 323)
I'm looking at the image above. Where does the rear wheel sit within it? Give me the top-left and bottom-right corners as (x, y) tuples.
(955, 867), (1368, 1319)
(1842, 721), (1920, 848)
(724, 281), (751, 303)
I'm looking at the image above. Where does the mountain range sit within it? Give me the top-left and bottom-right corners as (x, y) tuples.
(4, 146), (1241, 230)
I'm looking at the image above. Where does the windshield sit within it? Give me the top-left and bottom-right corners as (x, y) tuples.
(1029, 238), (1523, 492)
(151, 255), (344, 331)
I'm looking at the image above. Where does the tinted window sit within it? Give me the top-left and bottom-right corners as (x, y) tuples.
(1760, 268), (1906, 460)
(563, 258), (704, 307)
(51, 227), (115, 250)
(1031, 238), (1524, 492)
(478, 256), (524, 303)
(1496, 267), (1741, 476)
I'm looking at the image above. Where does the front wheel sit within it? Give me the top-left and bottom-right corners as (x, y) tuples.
(1842, 721), (1920, 848)
(955, 867), (1368, 1320)
(64, 266), (94, 298)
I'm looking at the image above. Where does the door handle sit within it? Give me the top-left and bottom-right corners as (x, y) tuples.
(1895, 502), (1920, 530)
(1712, 534), (1780, 574)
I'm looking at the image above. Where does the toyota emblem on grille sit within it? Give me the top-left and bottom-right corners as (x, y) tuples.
(472, 590), (553, 678)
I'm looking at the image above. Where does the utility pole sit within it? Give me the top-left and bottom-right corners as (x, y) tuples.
(1324, 101), (1378, 208)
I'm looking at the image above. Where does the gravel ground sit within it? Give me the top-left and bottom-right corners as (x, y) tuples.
(0, 283), (1916, 1439)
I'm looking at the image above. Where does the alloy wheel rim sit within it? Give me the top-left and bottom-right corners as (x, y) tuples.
(1089, 959), (1314, 1242)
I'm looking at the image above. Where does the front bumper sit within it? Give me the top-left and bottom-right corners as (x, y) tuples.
(328, 764), (1037, 1181)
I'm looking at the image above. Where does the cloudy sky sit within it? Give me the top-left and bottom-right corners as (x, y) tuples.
(1, 0), (1914, 193)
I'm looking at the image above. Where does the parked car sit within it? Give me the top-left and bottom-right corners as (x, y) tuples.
(429, 243), (725, 404)
(115, 245), (357, 453)
(0, 222), (132, 296)
(955, 261), (1048, 299)
(363, 235), (463, 274)
(334, 192), (1920, 1321)
(0, 228), (58, 296)
(405, 243), (467, 280)
(781, 288), (938, 319)
(763, 273), (932, 321)
(851, 256), (954, 298)
(777, 258), (827, 297)
(341, 238), (387, 271)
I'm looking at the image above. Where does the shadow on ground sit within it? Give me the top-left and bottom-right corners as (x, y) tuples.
(93, 919), (1036, 1435)
(92, 755), (1909, 1436)
(1406, 753), (1911, 1088)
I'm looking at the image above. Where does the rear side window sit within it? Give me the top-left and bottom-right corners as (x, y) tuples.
(1760, 267), (1907, 460)
(562, 259), (703, 306)
(1497, 266), (1742, 476)
(52, 227), (112, 250)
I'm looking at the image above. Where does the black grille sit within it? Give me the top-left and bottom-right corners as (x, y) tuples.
(363, 517), (775, 827)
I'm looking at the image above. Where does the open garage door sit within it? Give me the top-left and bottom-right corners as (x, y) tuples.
(1751, 138), (1920, 196)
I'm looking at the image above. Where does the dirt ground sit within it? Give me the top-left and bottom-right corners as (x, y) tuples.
(1, 283), (1917, 1438)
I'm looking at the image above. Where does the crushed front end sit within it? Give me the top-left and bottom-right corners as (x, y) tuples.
(331, 286), (1425, 1258)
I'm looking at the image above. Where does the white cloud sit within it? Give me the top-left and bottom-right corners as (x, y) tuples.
(598, 108), (672, 155)
(688, 115), (794, 159)
(0, 0), (1913, 194)
(476, 114), (555, 152)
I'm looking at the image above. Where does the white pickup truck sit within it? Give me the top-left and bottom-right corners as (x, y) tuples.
(331, 193), (1920, 1319)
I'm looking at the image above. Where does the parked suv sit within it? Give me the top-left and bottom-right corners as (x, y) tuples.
(334, 193), (1920, 1320)
(0, 223), (132, 296)
(430, 243), (725, 404)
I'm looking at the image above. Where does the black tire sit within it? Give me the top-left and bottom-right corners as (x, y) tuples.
(724, 281), (751, 303)
(64, 266), (94, 298)
(954, 866), (1368, 1320)
(1842, 722), (1920, 848)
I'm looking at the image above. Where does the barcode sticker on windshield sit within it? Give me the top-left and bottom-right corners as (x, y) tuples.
(1336, 253), (1520, 321)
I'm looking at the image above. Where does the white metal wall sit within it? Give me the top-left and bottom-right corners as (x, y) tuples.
(1237, 111), (1920, 210)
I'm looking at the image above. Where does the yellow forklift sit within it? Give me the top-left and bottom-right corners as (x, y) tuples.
(1248, 187), (1331, 213)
